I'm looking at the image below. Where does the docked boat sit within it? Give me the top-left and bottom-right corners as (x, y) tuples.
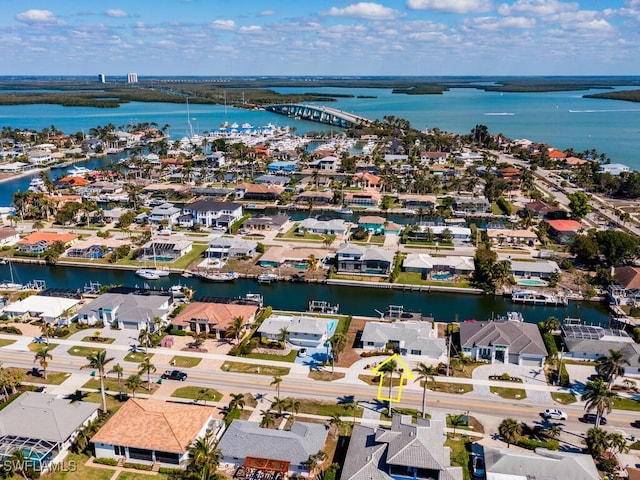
(336, 207), (353, 215)
(67, 166), (94, 176)
(27, 177), (47, 193)
(135, 269), (161, 280)
(308, 300), (339, 314)
(0, 259), (23, 291)
(511, 289), (567, 306)
(196, 271), (238, 282)
(50, 161), (73, 169)
(243, 293), (264, 306)
(257, 273), (278, 284)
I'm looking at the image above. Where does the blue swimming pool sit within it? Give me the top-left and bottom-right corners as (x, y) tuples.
(517, 278), (548, 286)
(432, 272), (453, 280)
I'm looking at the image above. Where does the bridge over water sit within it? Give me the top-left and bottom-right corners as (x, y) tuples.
(264, 104), (371, 128)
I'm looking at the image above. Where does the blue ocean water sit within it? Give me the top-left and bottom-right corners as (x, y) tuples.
(0, 84), (638, 167)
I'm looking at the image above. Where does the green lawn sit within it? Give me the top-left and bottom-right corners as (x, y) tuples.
(551, 392), (577, 404)
(445, 434), (472, 480)
(358, 374), (407, 387)
(67, 345), (105, 357)
(490, 386), (527, 400)
(612, 397), (640, 411)
(116, 243), (207, 270)
(308, 371), (346, 381)
(28, 341), (59, 351)
(124, 351), (154, 363)
(220, 361), (290, 376)
(394, 271), (471, 288)
(245, 350), (298, 363)
(428, 382), (473, 394)
(117, 473), (169, 480)
(45, 453), (114, 480)
(0, 339), (16, 347)
(279, 225), (325, 241)
(171, 386), (223, 402)
(25, 371), (70, 385)
(282, 397), (363, 418)
(83, 377), (129, 392)
(169, 355), (202, 368)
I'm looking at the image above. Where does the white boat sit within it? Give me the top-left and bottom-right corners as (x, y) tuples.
(0, 259), (23, 291)
(196, 271), (238, 282)
(308, 300), (339, 314)
(27, 177), (46, 193)
(135, 269), (160, 280)
(511, 289), (567, 306)
(257, 273), (278, 284)
(67, 166), (94, 176)
(336, 208), (353, 215)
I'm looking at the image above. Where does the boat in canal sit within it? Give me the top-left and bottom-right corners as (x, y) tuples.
(195, 270), (238, 283)
(511, 289), (567, 306)
(257, 272), (278, 284)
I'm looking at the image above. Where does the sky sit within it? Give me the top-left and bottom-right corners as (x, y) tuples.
(2, 0), (640, 76)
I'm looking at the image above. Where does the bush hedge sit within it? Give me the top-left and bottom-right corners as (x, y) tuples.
(123, 462), (153, 471)
(94, 458), (118, 466)
(516, 437), (559, 451)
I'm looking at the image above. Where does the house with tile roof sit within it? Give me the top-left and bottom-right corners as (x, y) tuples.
(243, 214), (289, 231)
(609, 266), (640, 305)
(361, 321), (446, 360)
(402, 253), (475, 277)
(235, 183), (284, 201)
(76, 291), (172, 329)
(0, 392), (99, 473)
(0, 227), (19, 247)
(352, 172), (382, 190)
(546, 219), (583, 243)
(344, 191), (381, 207)
(341, 414), (463, 480)
(170, 301), (259, 337)
(92, 399), (219, 469)
(296, 190), (334, 206)
(17, 231), (78, 254)
(218, 420), (328, 476)
(482, 446), (599, 480)
(459, 319), (547, 366)
(181, 200), (243, 228)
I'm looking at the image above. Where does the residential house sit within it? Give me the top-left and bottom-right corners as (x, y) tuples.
(344, 191), (381, 208)
(383, 154), (409, 163)
(235, 183), (284, 201)
(460, 319), (547, 366)
(296, 191), (334, 206)
(92, 399), (220, 469)
(203, 152), (227, 167)
(138, 239), (193, 262)
(524, 200), (559, 219)
(55, 176), (89, 189)
(407, 225), (472, 243)
(609, 266), (640, 306)
(76, 291), (172, 329)
(219, 420), (328, 476)
(361, 321), (446, 360)
(403, 253), (475, 276)
(561, 323), (638, 365)
(358, 216), (386, 235)
(481, 446), (599, 480)
(398, 194), (437, 210)
(17, 231), (78, 254)
(242, 214), (289, 231)
(257, 246), (328, 268)
(341, 414), (463, 480)
(565, 156), (590, 168)
(267, 160), (298, 173)
(336, 244), (394, 275)
(0, 162), (31, 173)
(65, 237), (126, 259)
(0, 392), (99, 474)
(599, 163), (630, 176)
(308, 155), (340, 171)
(28, 149), (53, 166)
(298, 217), (348, 236)
(352, 172), (382, 190)
(254, 175), (290, 186)
(257, 314), (338, 348)
(0, 227), (19, 247)
(548, 149), (568, 161)
(170, 300), (259, 337)
(150, 203), (181, 225)
(452, 197), (490, 215)
(420, 151), (448, 165)
(486, 228), (538, 246)
(206, 237), (257, 259)
(546, 219), (583, 243)
(454, 152), (483, 164)
(181, 200), (243, 228)
(1, 294), (80, 325)
(509, 259), (560, 280)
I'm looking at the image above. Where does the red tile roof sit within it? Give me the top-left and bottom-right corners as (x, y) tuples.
(546, 219), (583, 232)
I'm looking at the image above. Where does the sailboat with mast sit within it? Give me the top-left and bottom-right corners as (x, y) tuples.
(0, 259), (24, 290)
(135, 243), (170, 280)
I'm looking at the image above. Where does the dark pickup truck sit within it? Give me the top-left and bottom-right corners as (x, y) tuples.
(161, 370), (188, 381)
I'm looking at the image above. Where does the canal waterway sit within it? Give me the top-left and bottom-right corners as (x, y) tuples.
(5, 263), (611, 326)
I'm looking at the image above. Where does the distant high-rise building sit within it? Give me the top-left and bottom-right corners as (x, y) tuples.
(98, 73), (106, 83)
(127, 72), (138, 84)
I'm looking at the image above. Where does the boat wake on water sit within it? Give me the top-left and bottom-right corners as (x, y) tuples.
(569, 108), (640, 113)
(484, 112), (515, 116)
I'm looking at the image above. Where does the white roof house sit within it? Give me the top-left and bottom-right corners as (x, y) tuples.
(257, 314), (338, 348)
(2, 295), (80, 325)
(403, 253), (475, 274)
(599, 163), (630, 176)
(361, 321), (446, 360)
(298, 218), (348, 235)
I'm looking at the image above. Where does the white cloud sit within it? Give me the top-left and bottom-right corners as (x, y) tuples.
(324, 2), (402, 20)
(209, 19), (236, 30)
(260, 10), (276, 16)
(497, 0), (578, 17)
(238, 25), (262, 34)
(406, 0), (493, 14)
(16, 9), (66, 25)
(467, 15), (536, 30)
(106, 9), (128, 18)
(573, 18), (613, 32)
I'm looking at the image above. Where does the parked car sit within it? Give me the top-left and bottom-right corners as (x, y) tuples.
(631, 420), (640, 429)
(542, 408), (567, 420)
(581, 413), (607, 425)
(472, 455), (485, 479)
(161, 370), (188, 381)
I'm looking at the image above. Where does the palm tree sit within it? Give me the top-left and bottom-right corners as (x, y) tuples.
(378, 359), (397, 413)
(125, 374), (142, 398)
(448, 414), (467, 438)
(138, 355), (156, 391)
(225, 316), (246, 345)
(328, 333), (347, 373)
(582, 378), (615, 427)
(81, 350), (115, 414)
(608, 432), (629, 455)
(271, 396), (287, 416)
(585, 427), (609, 457)
(328, 412), (344, 438)
(40, 322), (54, 344)
(6, 448), (29, 479)
(109, 363), (124, 393)
(597, 349), (629, 389)
(186, 432), (220, 480)
(260, 409), (275, 428)
(229, 392), (245, 412)
(34, 346), (53, 380)
(287, 398), (301, 419)
(278, 327), (289, 346)
(137, 326), (155, 350)
(413, 363), (438, 418)
(545, 424), (561, 439)
(498, 418), (522, 448)
(270, 375), (283, 397)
